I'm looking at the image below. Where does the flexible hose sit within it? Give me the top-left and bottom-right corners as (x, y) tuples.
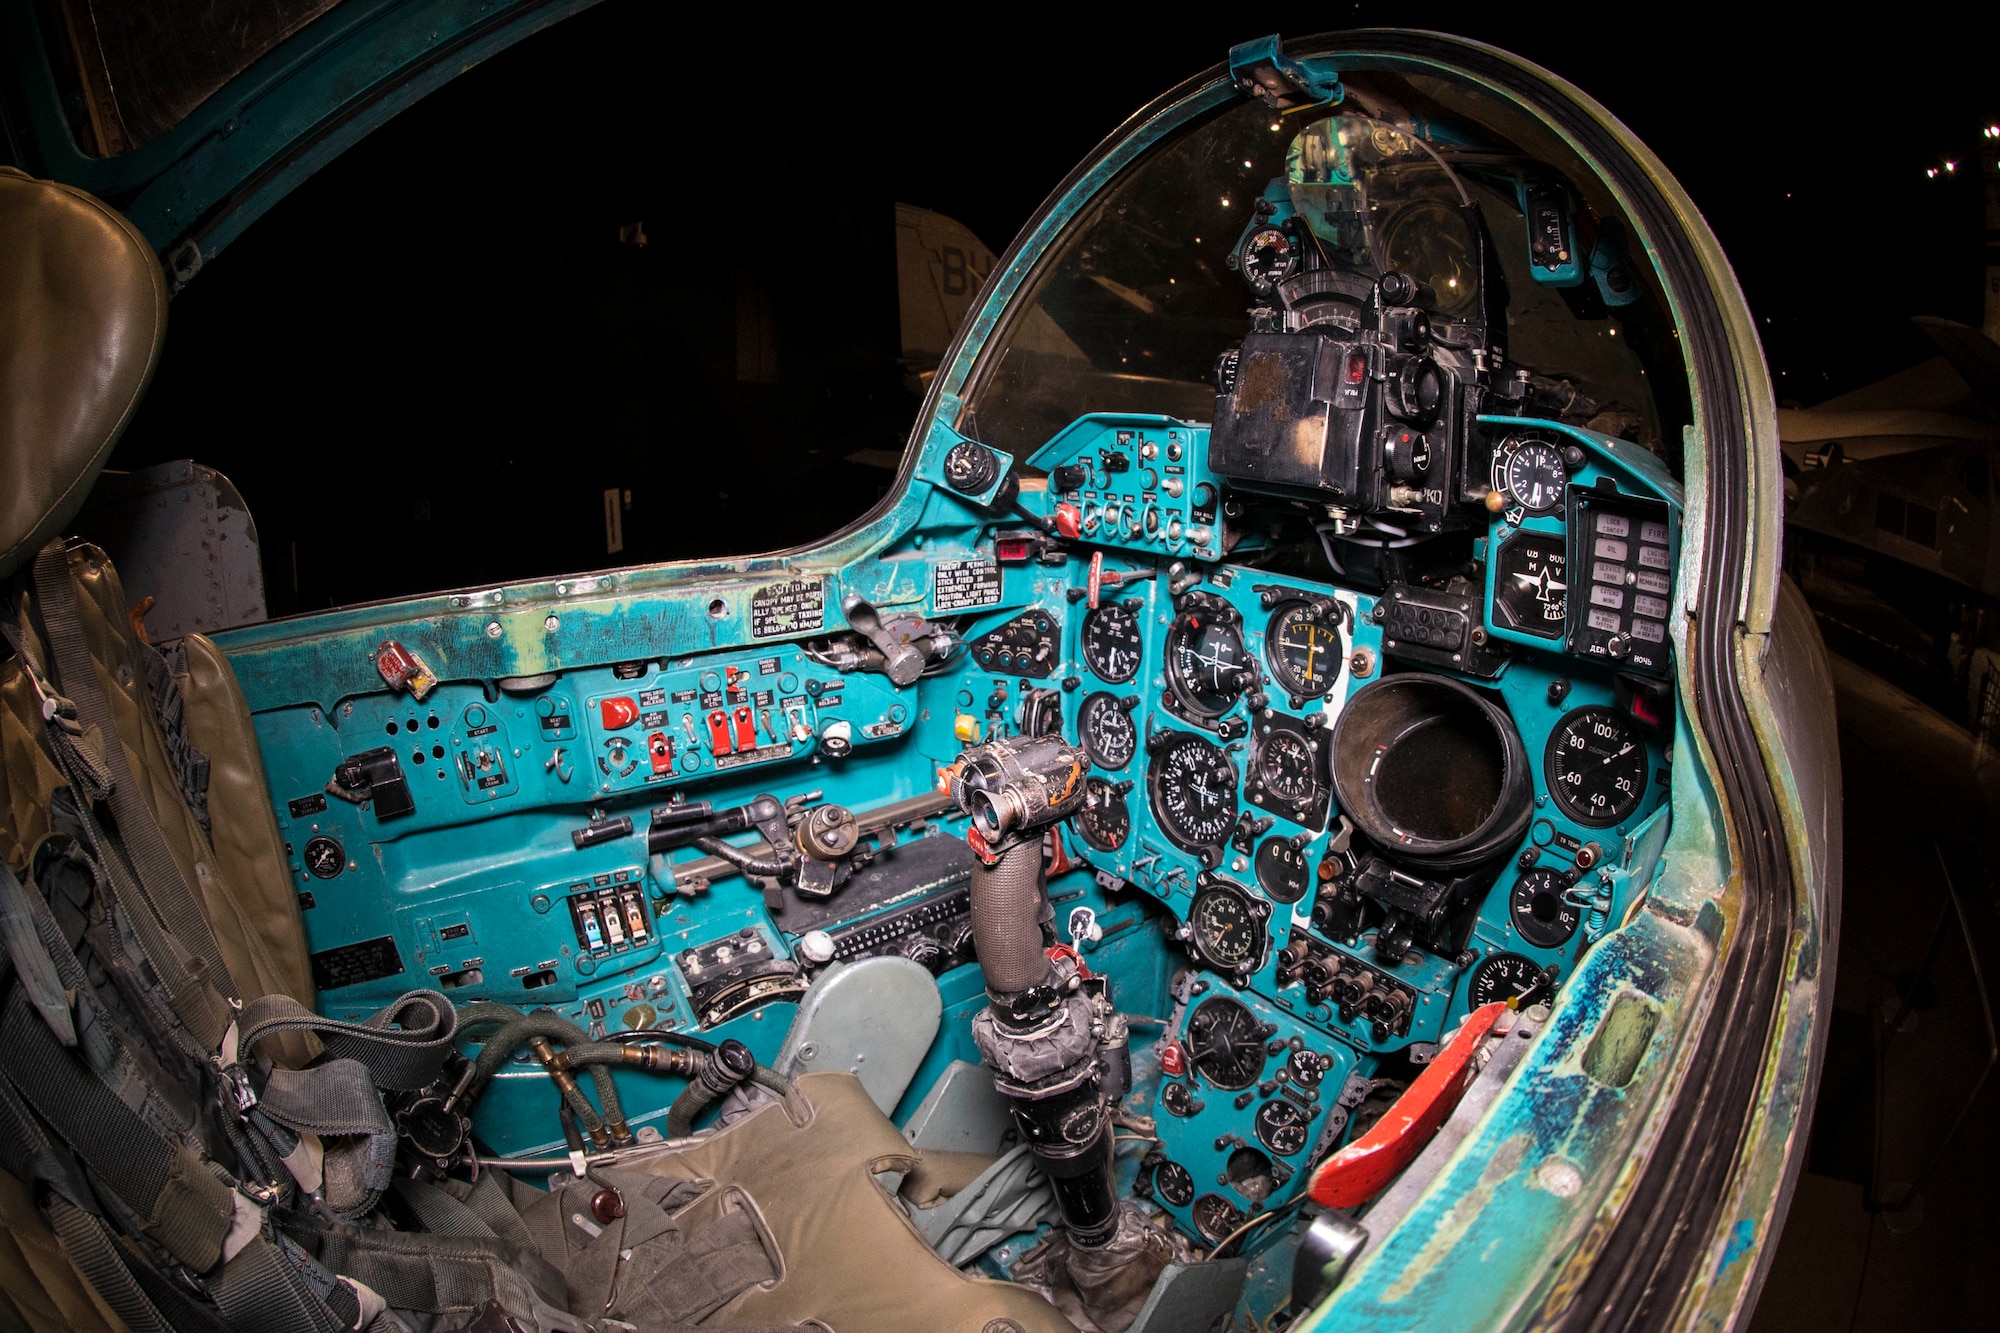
(628, 1028), (789, 1096)
(970, 840), (1052, 996)
(463, 1007), (626, 1141)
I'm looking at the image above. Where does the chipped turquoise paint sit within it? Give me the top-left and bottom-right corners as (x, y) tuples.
(1716, 1218), (1757, 1275)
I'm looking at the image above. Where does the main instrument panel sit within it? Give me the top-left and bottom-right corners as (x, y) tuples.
(235, 403), (1680, 1243)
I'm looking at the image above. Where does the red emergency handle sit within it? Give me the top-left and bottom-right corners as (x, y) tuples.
(1307, 1001), (1508, 1209)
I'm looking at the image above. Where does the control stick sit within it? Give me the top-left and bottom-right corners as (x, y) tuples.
(946, 735), (1125, 1247)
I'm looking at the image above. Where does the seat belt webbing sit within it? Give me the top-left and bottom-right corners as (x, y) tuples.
(29, 543), (238, 1007)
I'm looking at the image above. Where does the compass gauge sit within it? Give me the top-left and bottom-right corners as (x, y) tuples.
(1148, 732), (1239, 850)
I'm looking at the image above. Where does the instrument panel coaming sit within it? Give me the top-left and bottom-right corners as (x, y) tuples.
(243, 414), (1680, 1213)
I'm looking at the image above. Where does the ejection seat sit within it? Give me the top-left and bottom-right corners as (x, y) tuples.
(0, 166), (1071, 1333)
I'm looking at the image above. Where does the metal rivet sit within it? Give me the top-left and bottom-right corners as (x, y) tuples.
(485, 622), (502, 639)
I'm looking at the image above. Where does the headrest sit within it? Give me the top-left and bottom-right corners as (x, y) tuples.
(0, 167), (166, 581)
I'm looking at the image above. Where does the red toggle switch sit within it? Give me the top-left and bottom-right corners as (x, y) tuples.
(647, 731), (673, 775)
(1308, 1001), (1507, 1209)
(599, 697), (639, 730)
(706, 709), (733, 755)
(732, 705), (757, 752)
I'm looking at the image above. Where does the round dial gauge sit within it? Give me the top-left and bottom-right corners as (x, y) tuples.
(1256, 730), (1320, 806)
(1081, 601), (1144, 684)
(303, 835), (346, 880)
(1193, 1194), (1248, 1244)
(1148, 732), (1239, 850)
(1510, 866), (1582, 949)
(1254, 837), (1312, 904)
(1166, 606), (1251, 718)
(1154, 1160), (1195, 1207)
(1545, 705), (1648, 828)
(1189, 881), (1268, 974)
(1255, 1098), (1310, 1156)
(1468, 952), (1551, 1008)
(1241, 226), (1298, 291)
(1288, 1048), (1330, 1090)
(1078, 692), (1138, 770)
(1186, 996), (1268, 1090)
(1265, 600), (1344, 701)
(1161, 1080), (1199, 1118)
(1499, 438), (1568, 514)
(1073, 776), (1131, 853)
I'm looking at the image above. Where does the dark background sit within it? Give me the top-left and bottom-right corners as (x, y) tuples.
(102, 1), (2000, 613)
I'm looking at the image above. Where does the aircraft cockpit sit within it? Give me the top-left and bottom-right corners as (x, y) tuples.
(0, 26), (1832, 1333)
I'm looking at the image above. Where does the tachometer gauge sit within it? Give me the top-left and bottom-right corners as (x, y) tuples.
(1495, 437), (1568, 514)
(1188, 879), (1269, 975)
(1081, 600), (1144, 684)
(1240, 225), (1297, 291)
(1468, 952), (1552, 1008)
(1510, 865), (1581, 948)
(1154, 1160), (1195, 1206)
(1078, 691), (1138, 770)
(1193, 1194), (1248, 1244)
(1254, 837), (1312, 904)
(1255, 1098), (1310, 1156)
(1265, 599), (1344, 702)
(1148, 731), (1239, 850)
(1166, 596), (1251, 719)
(1545, 705), (1648, 828)
(1186, 996), (1267, 1089)
(1491, 532), (1568, 640)
(1073, 776), (1131, 853)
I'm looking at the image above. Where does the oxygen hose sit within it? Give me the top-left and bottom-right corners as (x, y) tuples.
(453, 1004), (793, 1147)
(458, 1004), (629, 1146)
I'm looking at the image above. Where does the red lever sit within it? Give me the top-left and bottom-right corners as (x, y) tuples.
(1054, 502), (1083, 539)
(731, 705), (757, 752)
(1308, 1002), (1508, 1209)
(706, 710), (733, 755)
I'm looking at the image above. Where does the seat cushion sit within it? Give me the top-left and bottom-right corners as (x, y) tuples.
(624, 1071), (1073, 1333)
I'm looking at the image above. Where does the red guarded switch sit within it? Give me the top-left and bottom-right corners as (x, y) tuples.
(732, 705), (757, 752)
(706, 709), (733, 755)
(599, 696), (639, 730)
(646, 731), (673, 775)
(1159, 1041), (1187, 1078)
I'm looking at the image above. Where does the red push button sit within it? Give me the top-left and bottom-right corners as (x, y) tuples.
(599, 697), (638, 730)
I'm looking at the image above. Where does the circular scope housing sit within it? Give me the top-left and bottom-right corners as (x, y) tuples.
(1330, 672), (1531, 868)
